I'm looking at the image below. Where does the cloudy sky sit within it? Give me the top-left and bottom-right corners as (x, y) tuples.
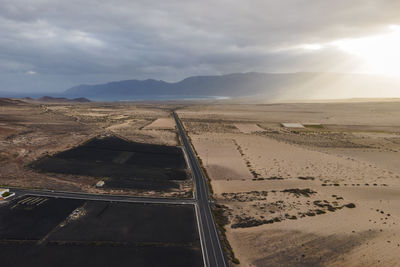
(1, 0), (400, 92)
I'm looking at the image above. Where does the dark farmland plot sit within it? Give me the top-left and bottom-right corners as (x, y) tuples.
(0, 243), (203, 267)
(83, 136), (185, 156)
(50, 201), (199, 243)
(30, 136), (189, 190)
(0, 196), (203, 267)
(0, 196), (83, 240)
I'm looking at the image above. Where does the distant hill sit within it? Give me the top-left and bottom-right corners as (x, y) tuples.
(64, 72), (400, 101)
(71, 97), (91, 103)
(38, 96), (91, 103)
(0, 98), (27, 106)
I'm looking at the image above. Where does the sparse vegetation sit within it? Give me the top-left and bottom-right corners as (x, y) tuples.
(298, 176), (315, 181)
(281, 188), (316, 197)
(212, 203), (240, 264)
(232, 139), (260, 178)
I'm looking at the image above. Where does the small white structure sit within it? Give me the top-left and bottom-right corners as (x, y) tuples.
(281, 123), (305, 128)
(96, 181), (105, 187)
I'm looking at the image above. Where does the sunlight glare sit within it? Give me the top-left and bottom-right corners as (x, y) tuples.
(332, 25), (400, 76)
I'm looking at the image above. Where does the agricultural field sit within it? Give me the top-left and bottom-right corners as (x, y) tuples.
(31, 136), (189, 192)
(0, 195), (202, 266)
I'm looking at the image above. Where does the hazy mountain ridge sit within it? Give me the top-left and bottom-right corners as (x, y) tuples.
(64, 72), (400, 101)
(38, 96), (91, 103)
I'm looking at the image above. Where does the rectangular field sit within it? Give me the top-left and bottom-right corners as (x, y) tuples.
(0, 195), (202, 267)
(0, 243), (202, 267)
(31, 136), (189, 191)
(50, 201), (199, 243)
(0, 196), (83, 240)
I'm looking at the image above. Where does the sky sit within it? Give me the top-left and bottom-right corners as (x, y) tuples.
(1, 0), (400, 93)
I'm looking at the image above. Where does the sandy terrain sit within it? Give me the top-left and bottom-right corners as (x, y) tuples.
(143, 117), (176, 130)
(178, 100), (400, 266)
(191, 133), (252, 182)
(0, 101), (185, 197)
(234, 123), (265, 134)
(47, 103), (178, 146)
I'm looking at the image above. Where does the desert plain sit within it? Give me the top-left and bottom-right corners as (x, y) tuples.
(1, 98), (400, 266)
(177, 100), (400, 266)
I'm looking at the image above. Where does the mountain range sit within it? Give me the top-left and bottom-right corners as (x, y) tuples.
(55, 72), (400, 101)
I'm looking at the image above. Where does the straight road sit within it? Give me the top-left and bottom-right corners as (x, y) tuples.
(173, 111), (227, 267)
(11, 188), (194, 205)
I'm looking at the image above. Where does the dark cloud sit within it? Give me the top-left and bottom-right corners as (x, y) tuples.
(1, 0), (400, 92)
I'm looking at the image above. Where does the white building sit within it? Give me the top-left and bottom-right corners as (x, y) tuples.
(281, 122), (305, 128)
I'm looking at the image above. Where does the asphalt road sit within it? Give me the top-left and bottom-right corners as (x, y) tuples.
(173, 112), (227, 267)
(11, 188), (194, 205)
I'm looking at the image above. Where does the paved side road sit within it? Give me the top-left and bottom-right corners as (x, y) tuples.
(10, 188), (194, 205)
(173, 112), (227, 267)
